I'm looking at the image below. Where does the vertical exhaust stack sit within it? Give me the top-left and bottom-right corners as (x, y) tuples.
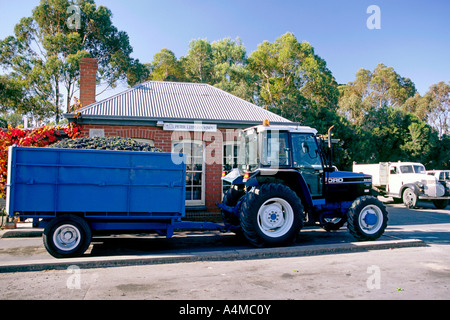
(79, 58), (98, 107)
(328, 125), (335, 169)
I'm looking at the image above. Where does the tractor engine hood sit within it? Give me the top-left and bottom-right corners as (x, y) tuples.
(326, 170), (373, 201)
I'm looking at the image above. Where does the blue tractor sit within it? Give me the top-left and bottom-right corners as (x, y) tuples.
(218, 122), (388, 247)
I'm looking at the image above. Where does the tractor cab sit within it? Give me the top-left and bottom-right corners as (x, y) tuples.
(236, 122), (325, 197)
(231, 121), (372, 205)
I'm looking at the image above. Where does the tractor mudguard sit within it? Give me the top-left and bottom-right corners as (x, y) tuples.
(245, 175), (260, 188)
(249, 169), (315, 208)
(222, 168), (245, 185)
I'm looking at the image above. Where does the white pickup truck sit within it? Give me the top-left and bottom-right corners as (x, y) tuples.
(353, 162), (450, 209)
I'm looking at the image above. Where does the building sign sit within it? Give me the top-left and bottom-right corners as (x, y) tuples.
(163, 123), (217, 132)
(89, 129), (105, 138)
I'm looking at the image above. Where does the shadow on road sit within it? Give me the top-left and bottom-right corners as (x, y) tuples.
(382, 199), (450, 226)
(386, 227), (450, 245)
(89, 232), (248, 257)
(86, 200), (450, 257)
(87, 226), (391, 258)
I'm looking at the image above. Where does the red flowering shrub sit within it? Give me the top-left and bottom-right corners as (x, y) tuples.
(0, 123), (81, 198)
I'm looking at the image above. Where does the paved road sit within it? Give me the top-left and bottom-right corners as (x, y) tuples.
(1, 198), (448, 262)
(0, 199), (449, 300)
(381, 199), (450, 244)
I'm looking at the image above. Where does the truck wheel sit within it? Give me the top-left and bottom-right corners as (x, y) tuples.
(43, 215), (92, 258)
(433, 199), (448, 209)
(347, 196), (388, 241)
(240, 183), (303, 247)
(402, 187), (417, 209)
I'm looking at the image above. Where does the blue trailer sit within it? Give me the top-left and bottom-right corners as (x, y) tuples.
(6, 146), (225, 258)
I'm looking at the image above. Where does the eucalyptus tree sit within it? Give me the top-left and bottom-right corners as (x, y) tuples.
(148, 48), (184, 82)
(0, 0), (148, 123)
(246, 32), (339, 131)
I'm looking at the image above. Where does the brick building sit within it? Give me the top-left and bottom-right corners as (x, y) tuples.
(64, 58), (292, 219)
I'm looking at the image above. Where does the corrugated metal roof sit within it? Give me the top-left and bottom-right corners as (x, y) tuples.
(76, 81), (291, 123)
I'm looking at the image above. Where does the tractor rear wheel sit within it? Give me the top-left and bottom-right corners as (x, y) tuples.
(240, 183), (303, 247)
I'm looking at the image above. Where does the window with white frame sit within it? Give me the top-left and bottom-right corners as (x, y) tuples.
(172, 140), (205, 206)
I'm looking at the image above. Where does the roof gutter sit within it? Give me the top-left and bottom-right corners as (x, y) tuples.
(63, 113), (298, 129)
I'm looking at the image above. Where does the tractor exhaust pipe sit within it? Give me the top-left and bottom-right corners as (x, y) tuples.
(327, 125), (335, 169)
(328, 125), (335, 149)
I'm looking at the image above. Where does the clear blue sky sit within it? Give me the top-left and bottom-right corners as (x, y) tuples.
(1, 0), (449, 99)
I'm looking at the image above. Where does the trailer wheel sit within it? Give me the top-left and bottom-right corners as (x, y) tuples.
(347, 196), (388, 241)
(240, 183), (303, 247)
(43, 215), (92, 258)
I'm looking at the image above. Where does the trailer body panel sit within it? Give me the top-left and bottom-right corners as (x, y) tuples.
(6, 146), (186, 220)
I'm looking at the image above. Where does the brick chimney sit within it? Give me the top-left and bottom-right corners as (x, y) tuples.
(79, 58), (98, 107)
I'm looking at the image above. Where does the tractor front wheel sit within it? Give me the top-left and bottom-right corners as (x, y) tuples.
(347, 196), (388, 241)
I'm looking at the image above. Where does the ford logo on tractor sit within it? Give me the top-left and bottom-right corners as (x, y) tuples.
(328, 177), (344, 183)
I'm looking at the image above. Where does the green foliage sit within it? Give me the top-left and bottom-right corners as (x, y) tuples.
(211, 38), (254, 101)
(245, 33), (339, 126)
(335, 64), (450, 170)
(0, 0), (148, 124)
(0, 118), (7, 129)
(148, 48), (184, 82)
(142, 33), (448, 170)
(424, 81), (450, 138)
(338, 63), (416, 125)
(183, 38), (213, 83)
